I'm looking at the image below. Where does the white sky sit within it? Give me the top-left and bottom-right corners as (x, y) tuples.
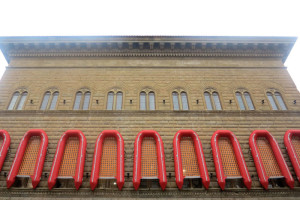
(0, 0), (299, 91)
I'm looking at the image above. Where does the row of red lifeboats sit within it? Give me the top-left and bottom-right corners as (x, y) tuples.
(0, 129), (299, 191)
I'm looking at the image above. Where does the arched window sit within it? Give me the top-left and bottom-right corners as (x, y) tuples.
(140, 91), (156, 110)
(172, 91), (189, 110)
(90, 130), (124, 191)
(249, 130), (294, 189)
(204, 89), (222, 110)
(73, 90), (91, 110)
(173, 130), (210, 190)
(211, 130), (251, 190)
(48, 130), (87, 190)
(133, 130), (167, 191)
(235, 90), (255, 110)
(8, 91), (28, 110)
(266, 90), (287, 110)
(106, 91), (123, 110)
(7, 129), (48, 189)
(40, 91), (60, 110)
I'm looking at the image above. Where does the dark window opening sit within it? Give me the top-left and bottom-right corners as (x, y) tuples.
(268, 177), (286, 189)
(139, 179), (160, 189)
(98, 179), (118, 189)
(225, 178), (244, 189)
(182, 178), (202, 189)
(54, 179), (74, 188)
(12, 177), (29, 188)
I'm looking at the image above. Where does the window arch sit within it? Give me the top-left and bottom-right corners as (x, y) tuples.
(48, 130), (87, 190)
(249, 130), (294, 189)
(211, 130), (251, 190)
(140, 90), (156, 110)
(235, 90), (255, 110)
(8, 90), (28, 110)
(40, 91), (59, 110)
(172, 90), (189, 110)
(7, 129), (48, 189)
(73, 89), (91, 110)
(266, 89), (287, 110)
(106, 91), (123, 110)
(204, 88), (222, 110)
(173, 130), (210, 190)
(90, 130), (124, 191)
(133, 130), (167, 191)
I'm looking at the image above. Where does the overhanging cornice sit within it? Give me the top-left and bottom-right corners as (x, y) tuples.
(0, 36), (297, 63)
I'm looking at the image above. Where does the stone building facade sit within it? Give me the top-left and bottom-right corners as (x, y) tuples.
(0, 36), (299, 199)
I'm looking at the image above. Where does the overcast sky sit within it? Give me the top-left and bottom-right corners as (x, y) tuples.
(0, 0), (299, 91)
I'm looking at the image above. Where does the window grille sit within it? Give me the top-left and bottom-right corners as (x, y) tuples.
(256, 137), (282, 177)
(99, 137), (118, 178)
(141, 137), (158, 178)
(58, 137), (79, 177)
(180, 137), (200, 177)
(18, 136), (41, 176)
(218, 137), (241, 177)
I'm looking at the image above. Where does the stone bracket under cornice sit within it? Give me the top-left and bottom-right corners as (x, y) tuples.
(0, 36), (296, 62)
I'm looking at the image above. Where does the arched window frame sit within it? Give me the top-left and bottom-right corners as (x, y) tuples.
(133, 130), (167, 191)
(0, 130), (11, 173)
(265, 89), (287, 110)
(40, 89), (60, 110)
(7, 129), (48, 189)
(139, 89), (156, 110)
(203, 88), (222, 110)
(284, 130), (300, 183)
(7, 89), (28, 110)
(48, 130), (87, 190)
(211, 130), (251, 190)
(106, 89), (123, 110)
(90, 130), (124, 191)
(73, 88), (91, 110)
(171, 89), (189, 111)
(234, 89), (255, 110)
(173, 130), (210, 190)
(249, 130), (294, 190)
